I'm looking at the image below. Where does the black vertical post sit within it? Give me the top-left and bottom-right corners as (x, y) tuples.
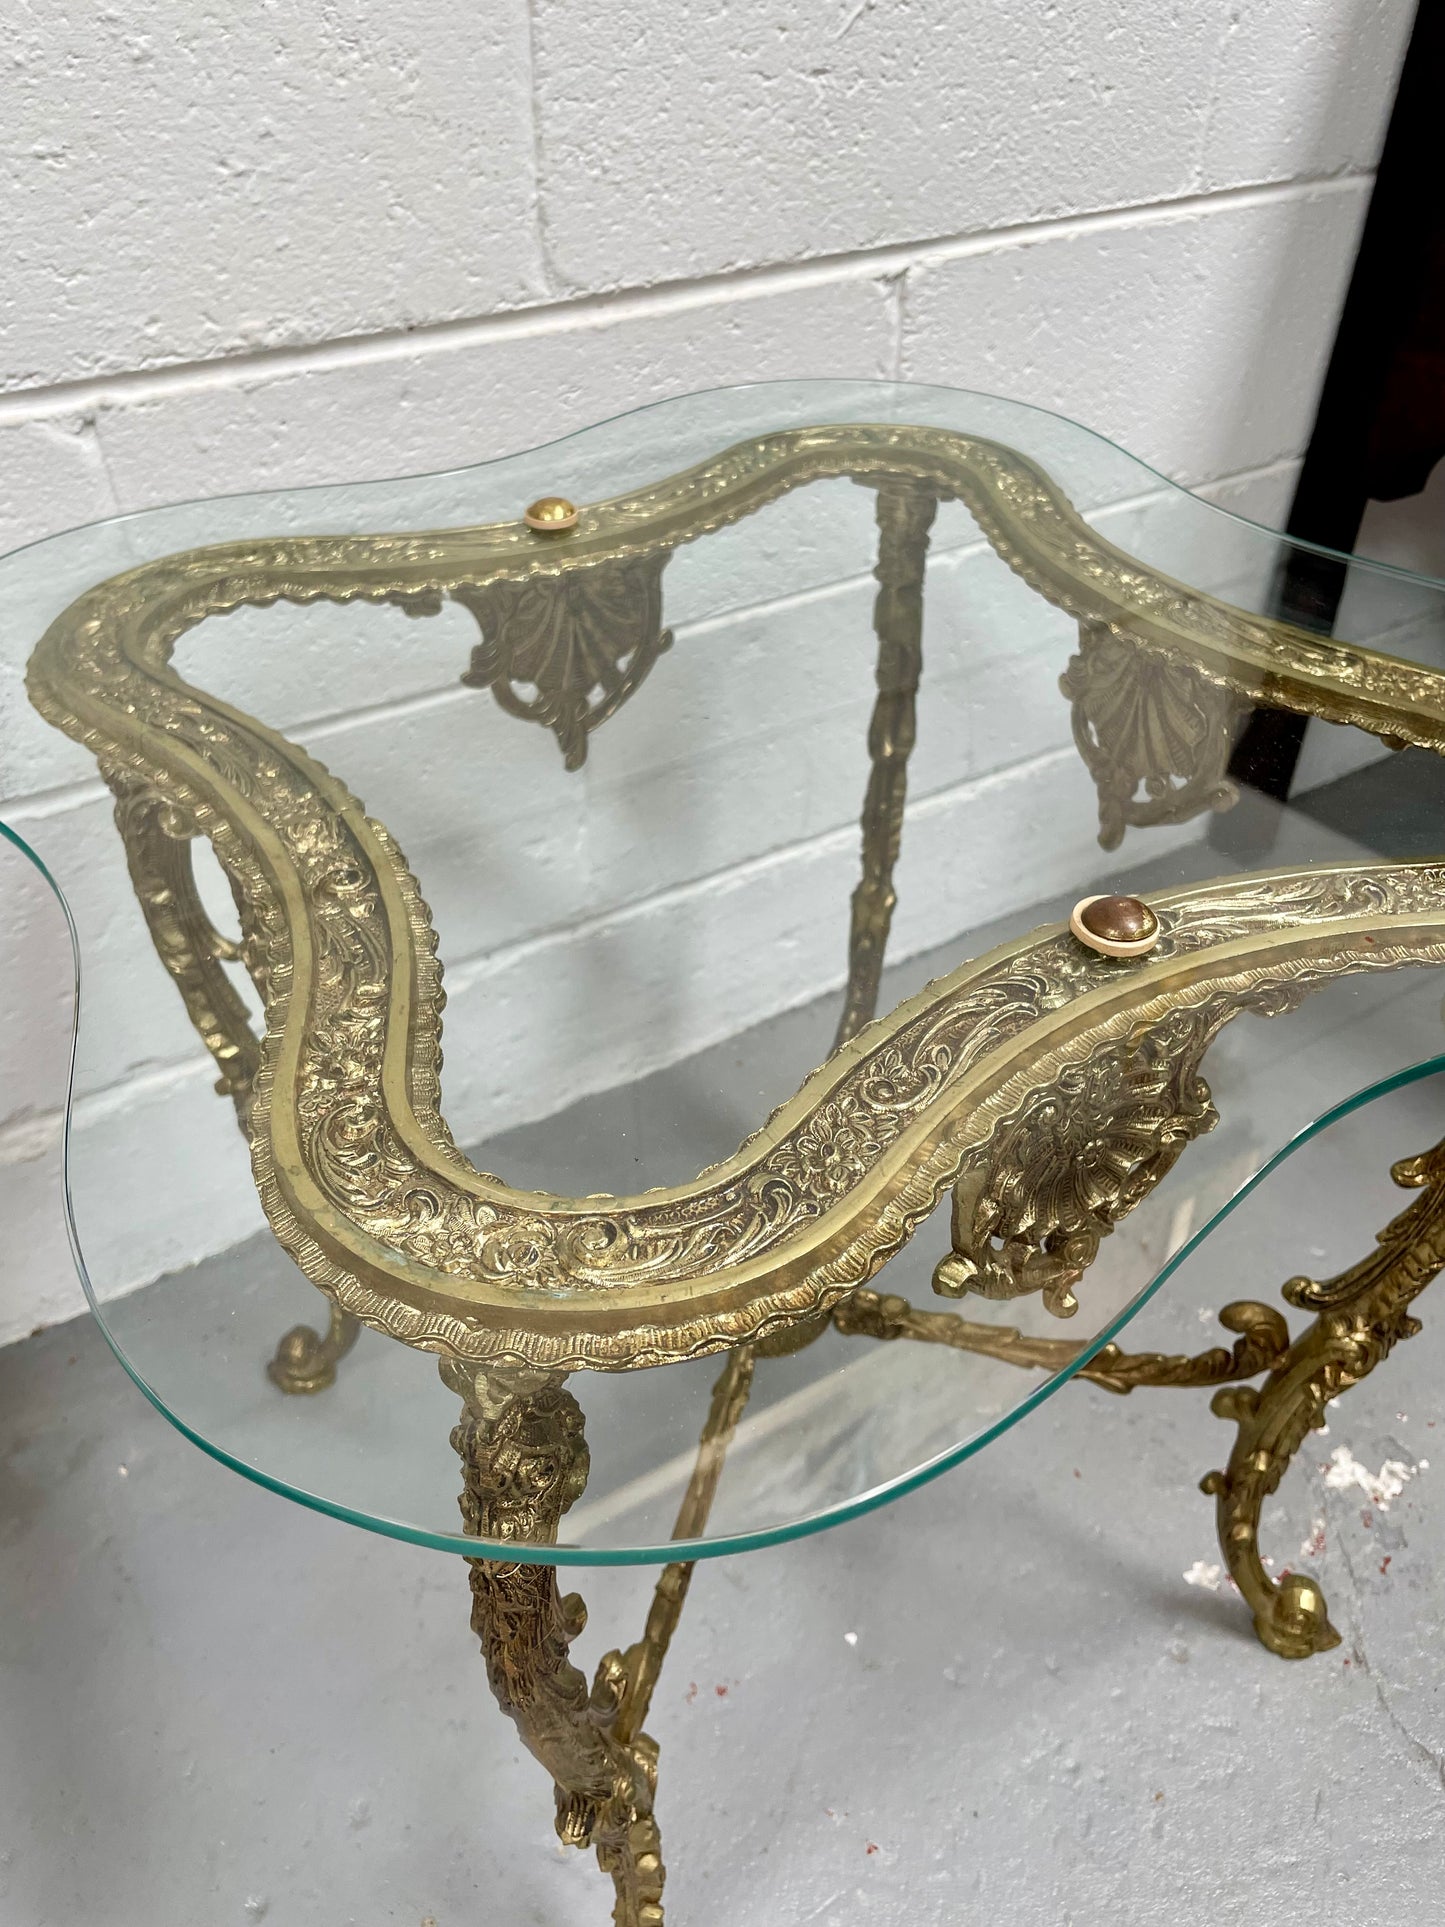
(1228, 0), (1443, 800)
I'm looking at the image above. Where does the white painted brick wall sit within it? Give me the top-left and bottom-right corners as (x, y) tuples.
(0, 0), (1416, 1342)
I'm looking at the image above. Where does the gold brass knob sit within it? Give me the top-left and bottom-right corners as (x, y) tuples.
(1070, 894), (1161, 957)
(523, 496), (579, 533)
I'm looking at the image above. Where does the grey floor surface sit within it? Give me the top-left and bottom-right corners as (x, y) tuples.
(7, 1102), (1445, 1927)
(9, 762), (1445, 1924)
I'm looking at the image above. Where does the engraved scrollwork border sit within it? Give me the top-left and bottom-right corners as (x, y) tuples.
(25, 423), (1445, 1370)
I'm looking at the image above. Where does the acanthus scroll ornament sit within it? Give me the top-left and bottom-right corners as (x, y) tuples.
(932, 995), (1230, 1317)
(1061, 618), (1245, 851)
(455, 551), (674, 770)
(927, 933), (1419, 1327)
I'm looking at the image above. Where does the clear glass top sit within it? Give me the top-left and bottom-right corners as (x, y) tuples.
(4, 378), (1445, 1566)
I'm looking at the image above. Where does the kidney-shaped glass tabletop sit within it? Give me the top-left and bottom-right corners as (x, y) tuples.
(5, 379), (1445, 1565)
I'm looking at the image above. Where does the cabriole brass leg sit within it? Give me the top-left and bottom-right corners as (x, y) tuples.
(105, 774), (357, 1400)
(1202, 1137), (1445, 1659)
(267, 1303), (362, 1394)
(107, 772), (263, 1119)
(442, 1348), (756, 1926)
(838, 1130), (1445, 1661)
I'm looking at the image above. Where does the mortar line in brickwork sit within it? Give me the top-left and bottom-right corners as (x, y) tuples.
(0, 173), (1372, 429)
(438, 742), (1075, 1003)
(522, 0), (561, 297)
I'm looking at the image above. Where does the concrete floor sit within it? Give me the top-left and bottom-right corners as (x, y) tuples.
(5, 1076), (1445, 1927)
(8, 757), (1445, 1924)
(8, 1059), (1445, 1922)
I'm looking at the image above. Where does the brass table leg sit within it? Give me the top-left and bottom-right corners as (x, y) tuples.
(443, 1348), (756, 1926)
(833, 479), (937, 1051)
(837, 1130), (1445, 1661)
(101, 774), (364, 1401)
(267, 1304), (362, 1394)
(1203, 1136), (1445, 1658)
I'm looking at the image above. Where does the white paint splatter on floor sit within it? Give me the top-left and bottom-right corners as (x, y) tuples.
(1319, 1445), (1422, 1509)
(1183, 1561), (1224, 1591)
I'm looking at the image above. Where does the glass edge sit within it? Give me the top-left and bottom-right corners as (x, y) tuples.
(70, 964), (1445, 1563)
(1, 375), (1442, 596)
(13, 774), (1445, 1566)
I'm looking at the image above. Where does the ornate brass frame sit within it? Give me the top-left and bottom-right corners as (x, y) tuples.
(28, 423), (1445, 1372)
(26, 420), (1445, 1925)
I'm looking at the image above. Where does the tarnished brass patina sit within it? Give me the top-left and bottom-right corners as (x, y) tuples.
(27, 419), (1445, 1923)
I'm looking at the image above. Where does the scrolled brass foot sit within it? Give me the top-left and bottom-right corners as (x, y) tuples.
(1202, 1136), (1445, 1659)
(266, 1303), (361, 1393)
(1256, 1572), (1339, 1661)
(1200, 1378), (1342, 1660)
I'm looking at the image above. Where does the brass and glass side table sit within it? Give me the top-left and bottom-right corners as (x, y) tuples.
(8, 380), (1445, 1924)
